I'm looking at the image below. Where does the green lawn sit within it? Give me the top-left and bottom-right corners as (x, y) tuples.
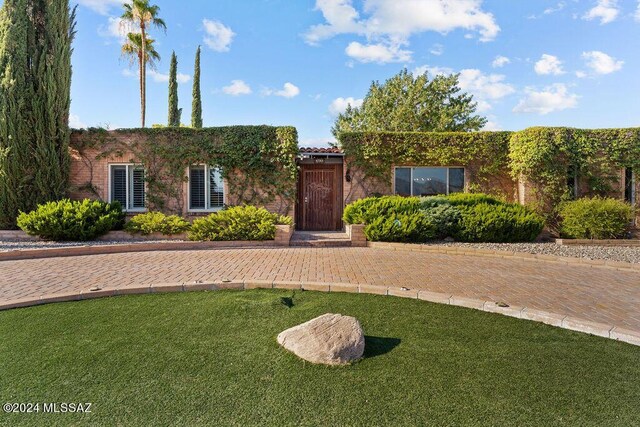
(1, 290), (639, 426)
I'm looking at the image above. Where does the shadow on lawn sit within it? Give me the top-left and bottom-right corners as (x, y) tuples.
(364, 336), (401, 358)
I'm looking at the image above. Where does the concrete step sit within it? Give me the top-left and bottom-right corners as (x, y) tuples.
(289, 240), (352, 248)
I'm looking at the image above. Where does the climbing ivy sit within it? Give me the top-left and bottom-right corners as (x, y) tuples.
(509, 127), (640, 213)
(340, 131), (513, 198)
(340, 127), (640, 214)
(71, 126), (298, 215)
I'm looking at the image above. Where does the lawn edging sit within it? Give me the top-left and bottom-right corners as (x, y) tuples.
(555, 238), (640, 247)
(1, 279), (638, 347)
(367, 242), (640, 274)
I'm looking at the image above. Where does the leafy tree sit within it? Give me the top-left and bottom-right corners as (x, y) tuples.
(168, 51), (179, 127)
(191, 45), (202, 128)
(120, 0), (166, 128)
(0, 0), (76, 228)
(332, 69), (486, 137)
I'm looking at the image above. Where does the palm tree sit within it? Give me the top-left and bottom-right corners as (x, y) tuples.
(120, 0), (166, 127)
(121, 34), (161, 123)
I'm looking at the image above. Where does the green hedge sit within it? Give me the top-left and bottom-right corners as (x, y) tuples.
(188, 206), (292, 241)
(344, 194), (544, 243)
(17, 199), (124, 241)
(559, 197), (634, 239)
(125, 212), (191, 235)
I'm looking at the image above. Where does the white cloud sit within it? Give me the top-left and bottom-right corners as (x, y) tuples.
(300, 137), (336, 148)
(413, 65), (454, 76)
(582, 50), (623, 75)
(583, 0), (619, 24)
(98, 16), (134, 41)
(328, 97), (364, 116)
(458, 69), (515, 101)
(430, 43), (444, 56)
(263, 82), (300, 98)
(203, 19), (235, 52)
(482, 120), (502, 131)
(576, 70), (587, 78)
(492, 55), (510, 68)
(513, 84), (578, 115)
(122, 69), (136, 78)
(304, 0), (500, 62)
(635, 1), (640, 21)
(534, 54), (565, 75)
(345, 41), (411, 64)
(77, 0), (124, 15)
(223, 80), (252, 96)
(544, 2), (566, 15)
(148, 70), (191, 84)
(69, 114), (87, 129)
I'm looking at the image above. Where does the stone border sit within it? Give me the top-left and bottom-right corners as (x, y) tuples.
(0, 280), (638, 347)
(555, 238), (640, 247)
(367, 242), (640, 274)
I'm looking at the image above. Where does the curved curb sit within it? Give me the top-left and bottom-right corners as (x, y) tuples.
(367, 242), (640, 274)
(0, 279), (638, 348)
(0, 241), (279, 262)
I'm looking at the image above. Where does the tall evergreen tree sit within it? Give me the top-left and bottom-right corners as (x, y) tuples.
(0, 0), (76, 229)
(167, 51), (179, 127)
(191, 46), (202, 128)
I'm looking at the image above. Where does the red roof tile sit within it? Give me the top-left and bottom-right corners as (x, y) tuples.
(299, 146), (343, 154)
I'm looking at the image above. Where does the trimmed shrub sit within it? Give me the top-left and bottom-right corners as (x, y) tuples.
(455, 203), (544, 243)
(188, 206), (292, 241)
(446, 193), (503, 206)
(364, 212), (437, 243)
(125, 212), (191, 235)
(343, 196), (422, 225)
(17, 199), (124, 241)
(422, 204), (462, 239)
(418, 196), (451, 209)
(559, 197), (634, 239)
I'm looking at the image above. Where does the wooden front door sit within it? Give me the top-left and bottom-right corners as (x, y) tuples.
(297, 164), (343, 231)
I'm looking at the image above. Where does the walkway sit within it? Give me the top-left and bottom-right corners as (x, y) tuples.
(1, 247), (639, 333)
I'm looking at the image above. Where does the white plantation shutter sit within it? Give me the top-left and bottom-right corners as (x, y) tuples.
(190, 166), (206, 210)
(209, 168), (224, 208)
(111, 166), (127, 206)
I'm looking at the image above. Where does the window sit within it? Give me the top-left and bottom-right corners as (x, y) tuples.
(109, 165), (146, 211)
(394, 167), (465, 196)
(189, 165), (224, 211)
(567, 165), (578, 200)
(625, 168), (636, 204)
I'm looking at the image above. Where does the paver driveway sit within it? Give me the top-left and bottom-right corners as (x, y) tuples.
(0, 247), (639, 330)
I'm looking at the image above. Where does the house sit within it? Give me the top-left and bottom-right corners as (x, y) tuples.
(68, 127), (639, 232)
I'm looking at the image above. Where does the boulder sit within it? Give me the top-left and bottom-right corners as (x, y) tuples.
(277, 313), (365, 365)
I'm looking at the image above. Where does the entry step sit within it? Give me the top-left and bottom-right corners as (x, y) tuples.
(290, 231), (352, 247)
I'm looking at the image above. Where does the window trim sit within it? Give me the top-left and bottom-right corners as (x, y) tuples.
(188, 165), (225, 213)
(393, 166), (465, 196)
(626, 168), (636, 205)
(108, 163), (147, 212)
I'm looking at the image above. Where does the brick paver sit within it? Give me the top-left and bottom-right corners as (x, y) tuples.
(0, 247), (639, 330)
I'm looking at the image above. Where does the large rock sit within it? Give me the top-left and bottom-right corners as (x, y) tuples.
(277, 313), (365, 365)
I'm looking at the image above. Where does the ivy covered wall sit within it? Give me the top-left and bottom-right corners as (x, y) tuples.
(340, 127), (640, 216)
(69, 126), (298, 216)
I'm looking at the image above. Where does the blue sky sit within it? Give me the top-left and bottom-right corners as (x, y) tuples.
(35, 0), (640, 145)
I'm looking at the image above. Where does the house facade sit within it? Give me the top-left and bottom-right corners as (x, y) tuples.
(68, 128), (639, 232)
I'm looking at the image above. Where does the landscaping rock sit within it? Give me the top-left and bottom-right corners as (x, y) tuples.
(277, 313), (365, 365)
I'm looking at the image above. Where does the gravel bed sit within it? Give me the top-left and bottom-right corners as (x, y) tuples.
(0, 240), (187, 252)
(424, 242), (640, 264)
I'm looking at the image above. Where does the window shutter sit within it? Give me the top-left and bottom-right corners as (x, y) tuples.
(130, 167), (146, 209)
(209, 168), (224, 208)
(190, 167), (206, 210)
(111, 166), (127, 207)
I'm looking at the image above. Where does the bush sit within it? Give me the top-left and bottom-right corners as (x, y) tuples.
(418, 196), (451, 209)
(125, 212), (191, 235)
(364, 212), (436, 243)
(343, 196), (422, 225)
(188, 206), (292, 241)
(446, 193), (503, 206)
(455, 203), (544, 243)
(559, 197), (634, 239)
(422, 204), (462, 239)
(17, 199), (124, 241)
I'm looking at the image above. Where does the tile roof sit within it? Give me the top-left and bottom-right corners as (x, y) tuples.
(299, 146), (343, 154)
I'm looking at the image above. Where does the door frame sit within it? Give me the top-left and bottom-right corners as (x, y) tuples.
(296, 162), (344, 231)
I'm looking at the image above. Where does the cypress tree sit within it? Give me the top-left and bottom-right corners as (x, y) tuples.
(191, 45), (202, 128)
(0, 0), (76, 228)
(168, 51), (179, 127)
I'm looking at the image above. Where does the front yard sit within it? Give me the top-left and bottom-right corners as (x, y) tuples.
(1, 290), (639, 426)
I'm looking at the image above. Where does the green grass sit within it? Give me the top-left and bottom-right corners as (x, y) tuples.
(1, 290), (639, 426)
